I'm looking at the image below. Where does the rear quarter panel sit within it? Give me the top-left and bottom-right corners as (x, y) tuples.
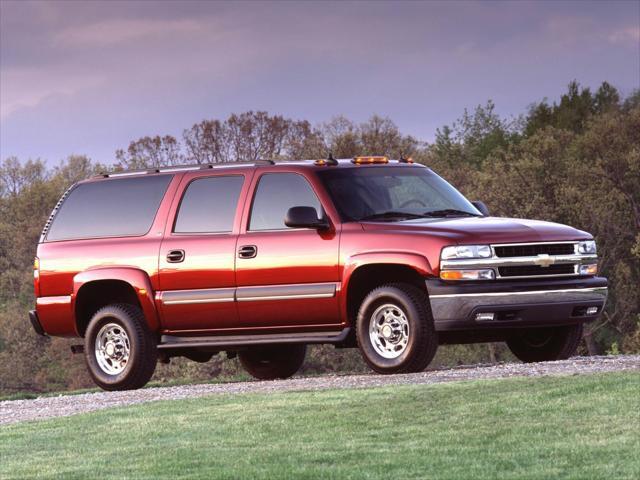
(35, 174), (182, 336)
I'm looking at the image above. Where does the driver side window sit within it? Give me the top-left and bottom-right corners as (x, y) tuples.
(249, 173), (322, 231)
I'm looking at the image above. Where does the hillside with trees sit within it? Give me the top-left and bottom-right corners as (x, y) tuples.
(1, 81), (638, 394)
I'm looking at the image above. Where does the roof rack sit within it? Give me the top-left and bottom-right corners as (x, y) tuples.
(98, 161), (266, 178)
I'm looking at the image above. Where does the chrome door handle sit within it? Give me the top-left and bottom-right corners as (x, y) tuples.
(238, 245), (257, 259)
(167, 249), (185, 263)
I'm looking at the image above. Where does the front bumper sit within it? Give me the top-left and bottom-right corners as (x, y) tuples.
(426, 276), (608, 331)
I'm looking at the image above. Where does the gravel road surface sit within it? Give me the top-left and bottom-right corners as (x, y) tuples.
(2, 355), (638, 426)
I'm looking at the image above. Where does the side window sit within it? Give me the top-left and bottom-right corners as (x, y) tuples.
(174, 176), (244, 233)
(46, 175), (172, 241)
(249, 173), (321, 231)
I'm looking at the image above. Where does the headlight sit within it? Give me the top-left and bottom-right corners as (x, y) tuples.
(577, 240), (597, 255)
(441, 245), (492, 260)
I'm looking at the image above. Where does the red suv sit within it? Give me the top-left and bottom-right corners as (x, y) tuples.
(30, 157), (608, 390)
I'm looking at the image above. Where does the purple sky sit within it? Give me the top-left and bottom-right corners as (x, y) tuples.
(1, 0), (639, 165)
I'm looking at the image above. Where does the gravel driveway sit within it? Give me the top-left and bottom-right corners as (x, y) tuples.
(1, 355), (638, 426)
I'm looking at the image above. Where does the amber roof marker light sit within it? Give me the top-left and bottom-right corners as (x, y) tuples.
(352, 156), (389, 164)
(314, 152), (339, 166)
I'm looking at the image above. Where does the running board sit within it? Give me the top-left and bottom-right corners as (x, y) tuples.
(158, 328), (350, 350)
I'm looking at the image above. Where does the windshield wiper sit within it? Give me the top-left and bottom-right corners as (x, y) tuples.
(359, 211), (428, 221)
(423, 209), (482, 218)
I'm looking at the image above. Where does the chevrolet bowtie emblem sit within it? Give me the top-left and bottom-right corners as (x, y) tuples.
(533, 254), (555, 267)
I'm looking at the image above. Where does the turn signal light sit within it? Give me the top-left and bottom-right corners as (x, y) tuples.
(440, 269), (495, 281)
(352, 156), (388, 164)
(579, 264), (598, 275)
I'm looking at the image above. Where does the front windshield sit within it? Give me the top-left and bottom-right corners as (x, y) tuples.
(317, 166), (481, 222)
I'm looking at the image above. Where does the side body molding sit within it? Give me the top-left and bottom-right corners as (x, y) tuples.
(73, 267), (160, 332)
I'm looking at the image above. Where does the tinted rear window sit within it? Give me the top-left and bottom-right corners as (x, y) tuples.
(46, 175), (172, 241)
(174, 175), (244, 233)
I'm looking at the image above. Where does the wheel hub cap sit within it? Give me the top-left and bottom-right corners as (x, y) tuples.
(369, 303), (410, 359)
(95, 323), (130, 375)
(381, 325), (393, 338)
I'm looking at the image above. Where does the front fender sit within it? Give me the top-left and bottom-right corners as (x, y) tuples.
(73, 267), (160, 331)
(341, 251), (434, 320)
(343, 251), (434, 280)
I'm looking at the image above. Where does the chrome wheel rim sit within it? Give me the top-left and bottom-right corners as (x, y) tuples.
(369, 303), (410, 359)
(95, 322), (130, 375)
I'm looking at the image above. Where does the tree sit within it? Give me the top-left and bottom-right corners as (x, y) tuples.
(181, 111), (324, 163)
(320, 116), (360, 158)
(434, 101), (516, 169)
(0, 157), (47, 197)
(524, 81), (621, 136)
(182, 119), (227, 164)
(115, 135), (183, 169)
(359, 115), (419, 158)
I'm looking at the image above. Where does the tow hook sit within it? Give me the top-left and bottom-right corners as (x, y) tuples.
(70, 345), (84, 354)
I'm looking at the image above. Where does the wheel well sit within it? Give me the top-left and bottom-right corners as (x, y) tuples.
(75, 280), (141, 336)
(346, 264), (427, 322)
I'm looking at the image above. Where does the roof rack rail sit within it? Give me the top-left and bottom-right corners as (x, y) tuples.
(255, 159), (276, 165)
(98, 161), (266, 178)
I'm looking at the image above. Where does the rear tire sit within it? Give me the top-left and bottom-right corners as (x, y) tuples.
(84, 303), (157, 391)
(356, 283), (438, 374)
(507, 324), (583, 363)
(239, 344), (306, 380)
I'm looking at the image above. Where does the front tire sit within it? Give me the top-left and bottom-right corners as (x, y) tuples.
(507, 324), (583, 363)
(84, 303), (158, 391)
(239, 344), (306, 380)
(356, 283), (438, 374)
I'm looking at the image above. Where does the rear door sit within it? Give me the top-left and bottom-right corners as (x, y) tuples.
(235, 170), (341, 329)
(157, 169), (253, 332)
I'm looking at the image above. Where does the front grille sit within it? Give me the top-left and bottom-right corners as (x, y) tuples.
(498, 264), (576, 277)
(494, 243), (575, 258)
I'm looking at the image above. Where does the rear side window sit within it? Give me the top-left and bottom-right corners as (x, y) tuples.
(174, 175), (244, 233)
(46, 175), (172, 241)
(249, 173), (321, 231)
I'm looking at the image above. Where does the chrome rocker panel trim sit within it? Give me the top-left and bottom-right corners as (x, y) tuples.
(159, 282), (338, 306)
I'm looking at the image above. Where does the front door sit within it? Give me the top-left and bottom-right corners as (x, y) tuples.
(157, 170), (252, 332)
(235, 171), (341, 329)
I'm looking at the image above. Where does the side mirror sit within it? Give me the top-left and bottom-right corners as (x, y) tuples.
(472, 201), (490, 217)
(285, 206), (329, 230)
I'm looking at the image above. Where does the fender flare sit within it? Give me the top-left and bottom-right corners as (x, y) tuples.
(341, 251), (434, 320)
(72, 267), (160, 332)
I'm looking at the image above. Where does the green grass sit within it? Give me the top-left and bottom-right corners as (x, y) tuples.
(1, 372), (638, 479)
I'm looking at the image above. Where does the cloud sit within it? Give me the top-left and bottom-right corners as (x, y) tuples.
(608, 26), (640, 47)
(53, 18), (204, 47)
(0, 68), (104, 120)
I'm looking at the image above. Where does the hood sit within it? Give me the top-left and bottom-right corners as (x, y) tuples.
(360, 216), (591, 244)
